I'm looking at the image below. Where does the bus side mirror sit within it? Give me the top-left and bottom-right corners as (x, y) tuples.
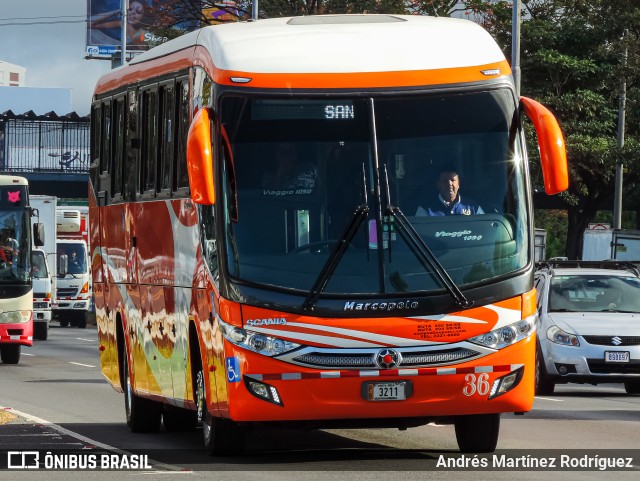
(58, 254), (68, 277)
(187, 107), (215, 205)
(33, 223), (45, 247)
(520, 97), (569, 195)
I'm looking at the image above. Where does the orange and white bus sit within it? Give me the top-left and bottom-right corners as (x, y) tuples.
(90, 15), (568, 453)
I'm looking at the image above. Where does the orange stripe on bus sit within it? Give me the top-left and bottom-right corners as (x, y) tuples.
(214, 61), (512, 89)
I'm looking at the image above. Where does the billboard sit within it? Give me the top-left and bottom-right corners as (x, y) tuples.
(86, 0), (173, 56)
(202, 1), (239, 24)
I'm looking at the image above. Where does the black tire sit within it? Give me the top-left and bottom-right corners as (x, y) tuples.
(34, 323), (48, 341)
(59, 319), (69, 327)
(1, 345), (21, 364)
(196, 369), (244, 454)
(454, 413), (500, 453)
(163, 404), (197, 432)
(76, 311), (87, 329)
(122, 350), (162, 432)
(624, 381), (640, 395)
(535, 345), (555, 395)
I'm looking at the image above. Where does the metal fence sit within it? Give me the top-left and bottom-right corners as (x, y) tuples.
(0, 111), (90, 174)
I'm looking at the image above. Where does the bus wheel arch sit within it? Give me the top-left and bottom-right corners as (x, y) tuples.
(189, 319), (244, 454)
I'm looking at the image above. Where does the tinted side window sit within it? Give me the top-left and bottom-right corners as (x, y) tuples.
(174, 78), (190, 191)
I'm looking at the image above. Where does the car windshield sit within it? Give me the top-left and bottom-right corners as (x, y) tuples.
(57, 244), (87, 275)
(31, 251), (48, 278)
(219, 89), (528, 296)
(549, 274), (640, 313)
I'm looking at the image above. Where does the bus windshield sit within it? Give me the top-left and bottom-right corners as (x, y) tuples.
(0, 185), (31, 284)
(220, 88), (528, 295)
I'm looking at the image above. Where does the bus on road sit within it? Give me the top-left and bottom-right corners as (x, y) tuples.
(90, 15), (568, 453)
(0, 175), (44, 364)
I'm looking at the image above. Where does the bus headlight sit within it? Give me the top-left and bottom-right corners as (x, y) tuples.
(0, 310), (31, 324)
(219, 319), (300, 356)
(469, 315), (536, 349)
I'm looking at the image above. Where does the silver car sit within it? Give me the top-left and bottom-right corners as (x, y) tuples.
(534, 260), (640, 395)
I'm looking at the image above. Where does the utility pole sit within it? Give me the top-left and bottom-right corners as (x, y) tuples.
(121, 0), (128, 67)
(252, 0), (259, 20)
(511, 0), (521, 96)
(613, 30), (627, 229)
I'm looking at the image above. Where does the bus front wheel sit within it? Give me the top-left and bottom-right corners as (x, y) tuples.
(0, 345), (21, 364)
(454, 413), (500, 453)
(196, 369), (244, 454)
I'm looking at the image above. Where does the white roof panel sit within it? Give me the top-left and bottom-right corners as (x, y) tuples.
(131, 15), (507, 74)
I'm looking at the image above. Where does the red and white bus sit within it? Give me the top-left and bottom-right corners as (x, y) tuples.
(0, 175), (44, 363)
(90, 15), (568, 453)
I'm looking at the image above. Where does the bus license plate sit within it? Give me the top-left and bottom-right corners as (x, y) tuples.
(605, 351), (630, 363)
(367, 381), (407, 401)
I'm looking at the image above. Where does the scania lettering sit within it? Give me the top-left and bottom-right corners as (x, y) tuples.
(90, 15), (568, 453)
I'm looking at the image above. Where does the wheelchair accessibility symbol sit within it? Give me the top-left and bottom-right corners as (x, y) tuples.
(225, 357), (241, 383)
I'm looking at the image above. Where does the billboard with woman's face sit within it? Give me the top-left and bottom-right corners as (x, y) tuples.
(86, 0), (172, 55)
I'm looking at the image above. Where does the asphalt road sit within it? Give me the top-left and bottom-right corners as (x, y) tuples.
(1, 323), (640, 480)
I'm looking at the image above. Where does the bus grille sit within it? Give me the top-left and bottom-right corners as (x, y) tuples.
(289, 347), (479, 369)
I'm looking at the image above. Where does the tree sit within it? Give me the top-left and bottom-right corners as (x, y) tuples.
(476, 1), (640, 259)
(522, 1), (640, 258)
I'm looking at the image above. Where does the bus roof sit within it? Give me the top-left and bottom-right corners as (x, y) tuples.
(96, 15), (511, 94)
(0, 175), (28, 187)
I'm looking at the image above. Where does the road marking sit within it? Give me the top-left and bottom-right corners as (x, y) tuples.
(0, 406), (185, 472)
(76, 338), (95, 342)
(535, 396), (563, 402)
(69, 362), (96, 368)
(22, 352), (34, 356)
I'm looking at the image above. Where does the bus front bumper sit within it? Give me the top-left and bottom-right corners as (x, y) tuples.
(213, 336), (535, 423)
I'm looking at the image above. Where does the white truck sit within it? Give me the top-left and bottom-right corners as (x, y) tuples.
(55, 208), (91, 328)
(582, 228), (640, 262)
(29, 195), (57, 340)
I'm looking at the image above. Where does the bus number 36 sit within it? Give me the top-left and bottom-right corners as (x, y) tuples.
(463, 373), (491, 396)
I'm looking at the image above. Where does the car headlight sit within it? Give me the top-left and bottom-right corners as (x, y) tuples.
(0, 310), (31, 324)
(547, 325), (580, 346)
(469, 314), (536, 349)
(219, 318), (301, 356)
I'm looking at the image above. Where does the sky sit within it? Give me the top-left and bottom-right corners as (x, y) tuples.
(0, 0), (113, 116)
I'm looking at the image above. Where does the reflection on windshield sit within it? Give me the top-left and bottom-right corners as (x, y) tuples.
(549, 275), (640, 313)
(220, 89), (528, 296)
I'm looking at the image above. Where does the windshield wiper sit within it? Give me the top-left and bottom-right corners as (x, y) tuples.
(381, 166), (472, 309)
(302, 165), (369, 312)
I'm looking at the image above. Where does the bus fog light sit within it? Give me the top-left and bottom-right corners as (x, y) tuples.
(245, 378), (283, 406)
(249, 381), (270, 399)
(488, 367), (524, 400)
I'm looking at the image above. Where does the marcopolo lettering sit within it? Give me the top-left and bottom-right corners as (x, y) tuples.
(246, 318), (287, 327)
(344, 300), (419, 311)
